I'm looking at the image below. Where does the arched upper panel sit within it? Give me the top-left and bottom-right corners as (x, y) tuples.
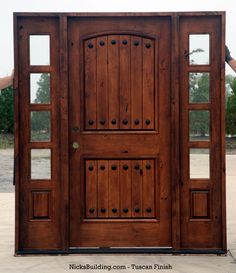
(83, 34), (156, 131)
(82, 31), (156, 42)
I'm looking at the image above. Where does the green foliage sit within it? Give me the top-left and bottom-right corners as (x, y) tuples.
(189, 73), (209, 103)
(34, 73), (50, 104)
(189, 110), (209, 138)
(189, 73), (210, 137)
(31, 111), (51, 140)
(31, 73), (51, 139)
(0, 86), (14, 133)
(226, 77), (236, 135)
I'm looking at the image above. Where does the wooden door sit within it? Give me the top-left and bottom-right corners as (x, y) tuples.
(68, 16), (172, 248)
(179, 16), (226, 249)
(14, 12), (226, 254)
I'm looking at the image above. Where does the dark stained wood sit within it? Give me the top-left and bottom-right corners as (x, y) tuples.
(108, 160), (120, 217)
(84, 38), (97, 130)
(131, 160), (143, 217)
(13, 13), (20, 253)
(31, 191), (51, 219)
(190, 190), (210, 219)
(59, 14), (69, 251)
(14, 12), (226, 18)
(14, 12), (226, 253)
(119, 160), (132, 218)
(108, 35), (120, 129)
(85, 160), (98, 218)
(68, 16), (172, 247)
(220, 13), (226, 252)
(170, 14), (181, 250)
(142, 159), (155, 218)
(131, 36), (142, 129)
(16, 16), (61, 250)
(142, 38), (155, 130)
(179, 16), (224, 249)
(97, 36), (109, 130)
(119, 35), (131, 129)
(97, 160), (109, 218)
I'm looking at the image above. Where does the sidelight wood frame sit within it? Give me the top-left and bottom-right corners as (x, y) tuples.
(14, 12), (226, 254)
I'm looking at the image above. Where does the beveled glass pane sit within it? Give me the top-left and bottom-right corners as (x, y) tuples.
(30, 111), (51, 142)
(189, 34), (210, 65)
(30, 35), (50, 65)
(30, 73), (50, 104)
(189, 110), (210, 141)
(31, 149), (51, 179)
(189, 73), (210, 103)
(190, 148), (210, 179)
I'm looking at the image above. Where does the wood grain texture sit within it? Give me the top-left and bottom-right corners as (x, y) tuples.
(179, 16), (224, 249)
(15, 12), (225, 253)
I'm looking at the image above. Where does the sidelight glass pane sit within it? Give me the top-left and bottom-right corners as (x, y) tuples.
(31, 149), (51, 179)
(189, 110), (210, 141)
(190, 148), (210, 179)
(30, 73), (50, 104)
(189, 72), (210, 103)
(189, 34), (210, 65)
(30, 35), (50, 65)
(30, 111), (51, 142)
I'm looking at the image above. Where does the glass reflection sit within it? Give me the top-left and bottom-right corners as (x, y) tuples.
(190, 148), (210, 179)
(30, 35), (50, 66)
(31, 149), (51, 180)
(189, 110), (210, 141)
(30, 111), (51, 142)
(30, 73), (50, 104)
(189, 34), (210, 65)
(189, 72), (210, 103)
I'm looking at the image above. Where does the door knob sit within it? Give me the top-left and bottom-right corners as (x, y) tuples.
(72, 142), (79, 149)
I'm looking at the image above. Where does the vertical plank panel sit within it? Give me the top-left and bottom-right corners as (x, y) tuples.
(119, 35), (131, 129)
(120, 160), (132, 217)
(108, 160), (120, 218)
(131, 160), (143, 217)
(84, 38), (97, 129)
(108, 35), (120, 129)
(85, 160), (97, 218)
(131, 36), (142, 129)
(142, 159), (155, 218)
(143, 38), (155, 130)
(97, 160), (109, 217)
(97, 36), (108, 129)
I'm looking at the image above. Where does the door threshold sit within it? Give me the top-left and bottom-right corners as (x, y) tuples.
(69, 247), (173, 254)
(15, 248), (226, 255)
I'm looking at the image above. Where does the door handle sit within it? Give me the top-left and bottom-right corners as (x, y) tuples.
(72, 142), (79, 150)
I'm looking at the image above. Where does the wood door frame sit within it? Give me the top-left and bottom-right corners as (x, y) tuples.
(14, 12), (226, 254)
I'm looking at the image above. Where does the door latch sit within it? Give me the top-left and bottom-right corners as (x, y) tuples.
(72, 142), (79, 149)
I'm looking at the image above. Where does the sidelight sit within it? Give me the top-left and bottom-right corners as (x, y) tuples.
(30, 35), (50, 66)
(189, 34), (210, 65)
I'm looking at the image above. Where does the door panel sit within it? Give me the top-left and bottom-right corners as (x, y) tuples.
(68, 16), (171, 247)
(85, 159), (156, 219)
(83, 34), (155, 131)
(179, 16), (223, 249)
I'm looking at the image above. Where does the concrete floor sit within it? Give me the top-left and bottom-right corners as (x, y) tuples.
(0, 150), (236, 272)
